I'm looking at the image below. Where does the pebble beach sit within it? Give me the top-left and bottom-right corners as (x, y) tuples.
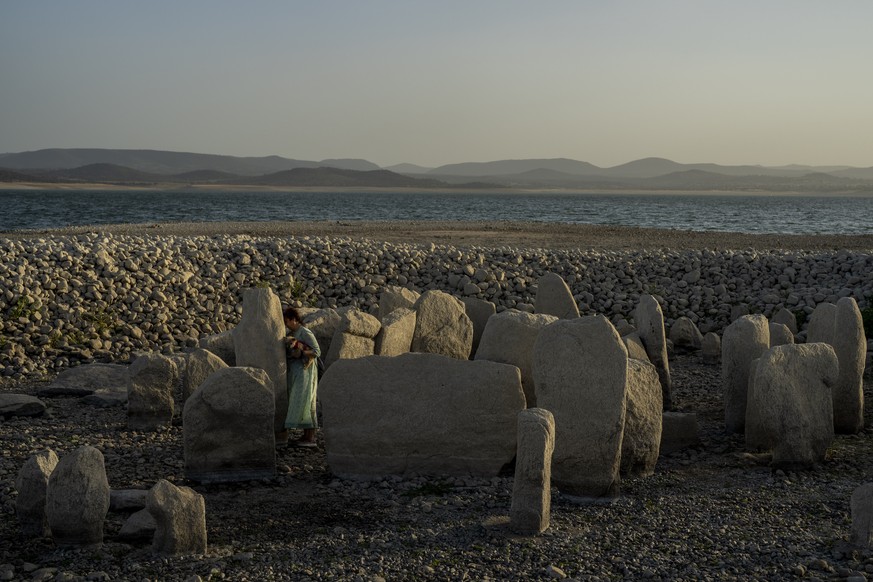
(1, 220), (872, 581)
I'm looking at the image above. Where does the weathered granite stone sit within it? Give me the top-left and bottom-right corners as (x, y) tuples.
(701, 332), (721, 365)
(183, 348), (228, 402)
(127, 354), (177, 431)
(117, 509), (156, 542)
(533, 316), (627, 498)
(301, 308), (342, 363)
(374, 307), (416, 356)
(320, 353), (525, 478)
(37, 363), (129, 397)
(745, 344), (837, 468)
(634, 295), (672, 410)
(378, 286), (420, 321)
(198, 330), (235, 367)
(622, 358), (662, 477)
(45, 446), (110, 548)
(15, 450), (58, 537)
(772, 307), (799, 335)
(833, 297), (866, 434)
(769, 322), (795, 347)
(82, 389), (127, 408)
(744, 358), (765, 450)
(669, 316), (703, 353)
(232, 287), (287, 433)
(614, 319), (637, 337)
(660, 412), (700, 454)
(475, 309), (558, 407)
(338, 308), (381, 339)
(325, 333), (375, 366)
(623, 333), (651, 363)
(806, 302), (837, 345)
(110, 489), (148, 512)
(462, 297), (496, 358)
(147, 479), (207, 556)
(411, 290), (474, 360)
(534, 272), (580, 319)
(851, 483), (873, 548)
(510, 408), (555, 535)
(183, 367), (276, 483)
(0, 394), (46, 418)
(722, 314), (770, 433)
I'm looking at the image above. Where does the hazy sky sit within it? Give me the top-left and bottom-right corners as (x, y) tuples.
(2, 1), (872, 168)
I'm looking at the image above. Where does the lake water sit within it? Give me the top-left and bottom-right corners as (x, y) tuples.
(0, 189), (870, 235)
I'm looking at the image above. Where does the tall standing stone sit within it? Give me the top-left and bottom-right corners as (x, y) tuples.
(127, 354), (178, 431)
(768, 322), (795, 347)
(833, 297), (866, 433)
(183, 367), (276, 483)
(375, 307), (416, 356)
(535, 272), (579, 319)
(510, 408), (555, 535)
(852, 483), (873, 548)
(147, 479), (207, 556)
(533, 316), (627, 498)
(771, 307), (798, 335)
(45, 446), (110, 548)
(806, 302), (837, 344)
(475, 310), (558, 407)
(183, 348), (228, 402)
(622, 359), (663, 477)
(722, 314), (770, 433)
(232, 287), (287, 433)
(379, 286), (420, 321)
(411, 290), (474, 360)
(462, 297), (496, 358)
(15, 449), (59, 537)
(634, 295), (672, 410)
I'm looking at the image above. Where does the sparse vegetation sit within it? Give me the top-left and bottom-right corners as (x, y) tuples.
(9, 296), (35, 320)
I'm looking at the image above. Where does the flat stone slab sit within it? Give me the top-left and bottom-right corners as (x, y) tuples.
(0, 394), (47, 418)
(38, 363), (128, 397)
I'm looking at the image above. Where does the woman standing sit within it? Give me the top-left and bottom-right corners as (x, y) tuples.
(282, 306), (321, 447)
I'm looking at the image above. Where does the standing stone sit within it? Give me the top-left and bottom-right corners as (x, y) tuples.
(772, 307), (798, 335)
(669, 316), (703, 353)
(744, 358), (765, 450)
(232, 287), (287, 433)
(474, 310), (558, 407)
(535, 273), (580, 319)
(769, 322), (795, 348)
(147, 479), (207, 556)
(621, 359), (663, 477)
(375, 307), (416, 356)
(833, 297), (866, 434)
(851, 483), (873, 548)
(325, 333), (375, 366)
(623, 333), (651, 363)
(379, 286), (420, 321)
(411, 290), (474, 360)
(15, 450), (59, 537)
(338, 308), (382, 339)
(320, 353), (524, 478)
(127, 354), (178, 431)
(45, 446), (110, 548)
(302, 308), (342, 363)
(510, 408), (555, 535)
(806, 302), (837, 344)
(634, 295), (672, 410)
(183, 367), (276, 483)
(701, 332), (721, 365)
(722, 315), (770, 433)
(462, 297), (496, 358)
(533, 316), (627, 498)
(198, 330), (236, 366)
(118, 509), (156, 542)
(183, 349), (228, 402)
(746, 344), (838, 468)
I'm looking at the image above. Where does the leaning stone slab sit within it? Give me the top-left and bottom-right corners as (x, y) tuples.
(768, 322), (795, 348)
(463, 297), (496, 357)
(669, 317), (703, 353)
(475, 309), (558, 407)
(533, 316), (627, 498)
(118, 509), (156, 543)
(232, 287), (287, 433)
(127, 353), (178, 431)
(534, 272), (580, 319)
(320, 353), (525, 478)
(183, 348), (228, 402)
(411, 290), (474, 360)
(510, 408), (555, 535)
(747, 343), (838, 468)
(623, 333), (651, 364)
(622, 359), (663, 477)
(198, 330), (235, 367)
(722, 314), (770, 433)
(379, 286), (420, 321)
(147, 479), (207, 556)
(851, 483), (873, 548)
(832, 297), (866, 434)
(375, 307), (416, 357)
(660, 412), (700, 454)
(183, 367), (276, 483)
(15, 450), (59, 537)
(0, 394), (46, 418)
(45, 446), (110, 548)
(634, 295), (672, 410)
(37, 363), (128, 397)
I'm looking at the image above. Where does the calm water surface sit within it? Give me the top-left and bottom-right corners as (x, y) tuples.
(0, 190), (870, 235)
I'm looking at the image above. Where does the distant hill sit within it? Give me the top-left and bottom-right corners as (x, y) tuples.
(39, 163), (165, 183)
(429, 158), (602, 176)
(232, 167), (448, 188)
(318, 158), (381, 171)
(385, 163), (435, 174)
(0, 167), (46, 182)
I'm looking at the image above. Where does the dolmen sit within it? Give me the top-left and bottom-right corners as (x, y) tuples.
(320, 353), (525, 478)
(634, 295), (673, 410)
(722, 314), (770, 433)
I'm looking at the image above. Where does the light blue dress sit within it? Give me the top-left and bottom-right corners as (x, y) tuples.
(284, 326), (321, 430)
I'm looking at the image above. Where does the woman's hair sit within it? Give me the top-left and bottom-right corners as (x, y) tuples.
(283, 306), (302, 322)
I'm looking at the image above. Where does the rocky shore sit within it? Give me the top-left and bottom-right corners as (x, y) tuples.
(1, 220), (872, 581)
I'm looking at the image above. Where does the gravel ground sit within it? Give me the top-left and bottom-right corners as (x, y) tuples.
(2, 354), (873, 582)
